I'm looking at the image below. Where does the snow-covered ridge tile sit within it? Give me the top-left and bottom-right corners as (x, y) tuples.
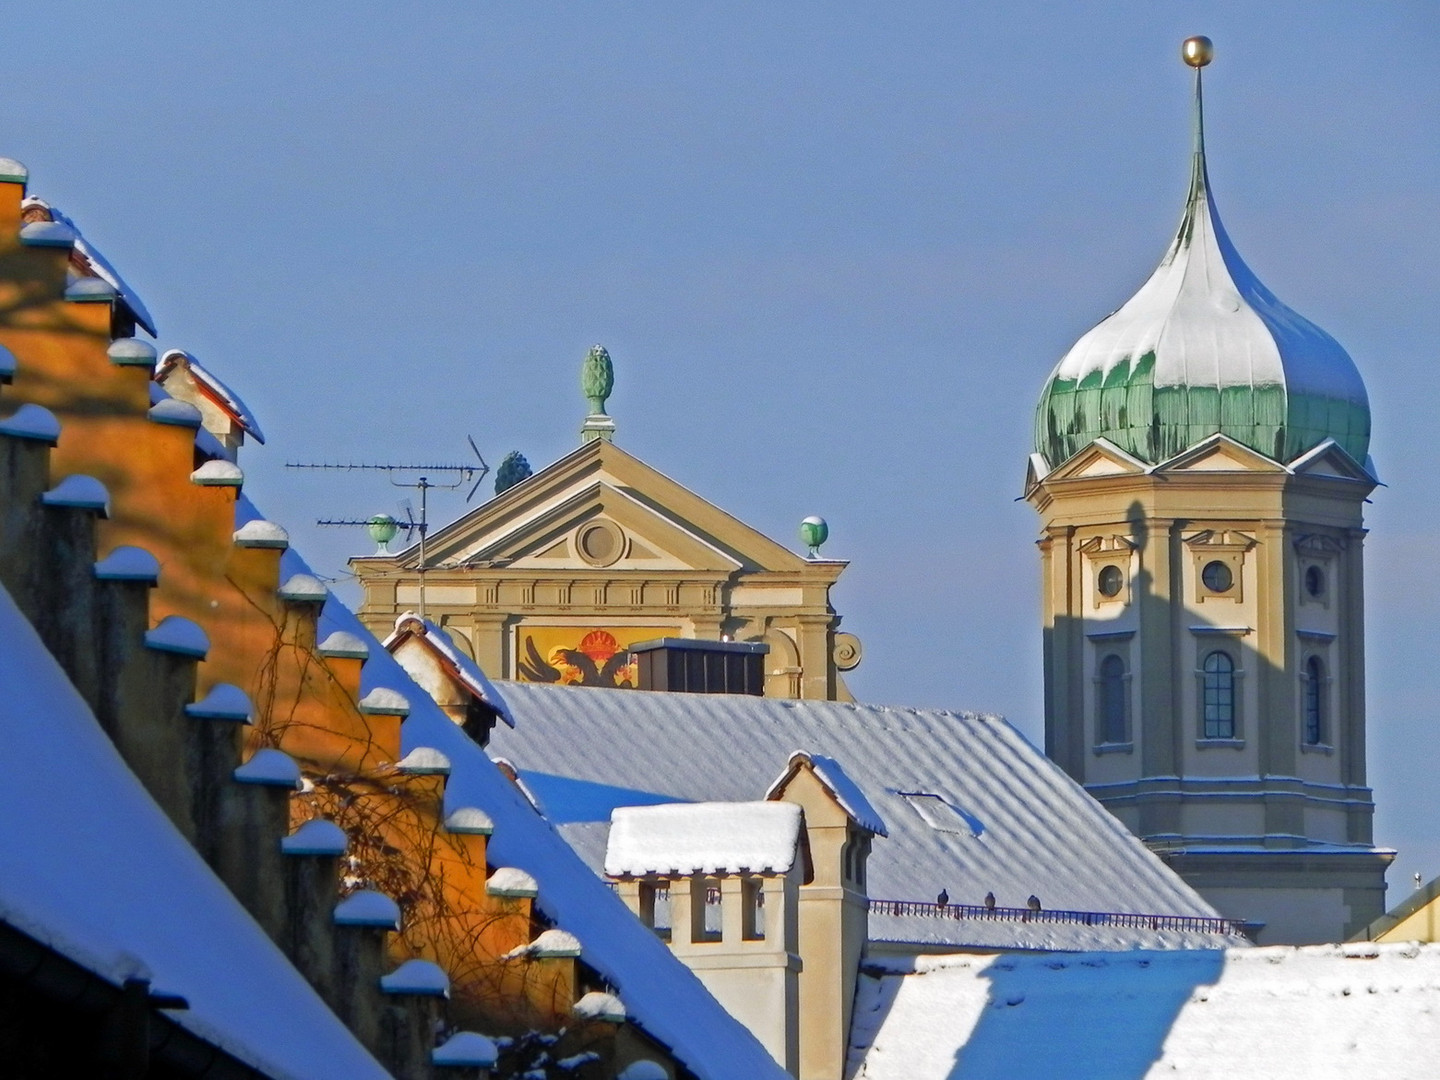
(333, 890), (402, 930)
(503, 928), (581, 960)
(396, 746), (450, 775)
(379, 958), (450, 998)
(42, 474), (110, 515)
(277, 573), (327, 603)
(185, 683), (252, 722)
(606, 801), (803, 877)
(433, 1032), (498, 1068)
(191, 459), (243, 487)
(486, 866), (539, 898)
(0, 157), (29, 183)
(573, 991), (626, 1022)
(444, 806), (494, 835)
(65, 276), (116, 302)
(148, 398), (202, 428)
(144, 615), (209, 658)
(19, 220), (75, 247)
(233, 748), (302, 788)
(0, 403), (60, 443)
(95, 545), (161, 583)
(281, 819), (349, 857)
(108, 337), (157, 367)
(358, 687), (410, 716)
(233, 519), (289, 549)
(0, 343), (16, 380)
(317, 630), (368, 658)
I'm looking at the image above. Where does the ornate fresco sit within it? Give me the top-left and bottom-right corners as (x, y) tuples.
(514, 626), (678, 688)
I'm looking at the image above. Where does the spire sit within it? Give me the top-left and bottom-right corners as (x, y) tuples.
(579, 344), (616, 444)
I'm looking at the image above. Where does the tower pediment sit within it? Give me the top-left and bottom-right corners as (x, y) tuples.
(1153, 433), (1287, 475)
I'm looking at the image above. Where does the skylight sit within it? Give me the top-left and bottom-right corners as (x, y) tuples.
(899, 793), (983, 837)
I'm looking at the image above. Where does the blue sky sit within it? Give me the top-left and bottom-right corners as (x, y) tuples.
(8, 5), (1438, 894)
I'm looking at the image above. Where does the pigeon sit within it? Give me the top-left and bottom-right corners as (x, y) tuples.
(936, 889), (949, 907)
(1027, 894), (1042, 911)
(984, 891), (996, 910)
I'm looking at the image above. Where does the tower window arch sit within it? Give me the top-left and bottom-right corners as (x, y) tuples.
(1201, 650), (1236, 739)
(1097, 654), (1129, 744)
(1303, 656), (1326, 745)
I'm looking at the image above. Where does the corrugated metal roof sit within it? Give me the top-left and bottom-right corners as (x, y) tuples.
(488, 683), (1239, 951)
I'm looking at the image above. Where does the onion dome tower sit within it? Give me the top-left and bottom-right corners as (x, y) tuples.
(1024, 38), (1391, 945)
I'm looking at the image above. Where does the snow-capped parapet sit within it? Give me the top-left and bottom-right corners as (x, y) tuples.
(0, 403), (60, 443)
(144, 615), (210, 658)
(618, 1061), (669, 1080)
(148, 398), (202, 428)
(573, 991), (626, 1023)
(233, 748), (302, 789)
(65, 276), (116, 302)
(333, 890), (402, 930)
(317, 630), (368, 658)
(281, 819), (349, 857)
(606, 801), (804, 877)
(358, 687), (410, 716)
(277, 573), (328, 603)
(42, 474), (110, 514)
(443, 806), (494, 835)
(185, 683), (253, 723)
(0, 157), (29, 183)
(432, 1032), (498, 1068)
(0, 343), (16, 380)
(502, 928), (581, 961)
(94, 545), (160, 583)
(379, 958), (450, 998)
(191, 459), (244, 487)
(396, 746), (450, 775)
(19, 219), (75, 247)
(108, 337), (157, 367)
(486, 867), (539, 898)
(233, 519), (290, 549)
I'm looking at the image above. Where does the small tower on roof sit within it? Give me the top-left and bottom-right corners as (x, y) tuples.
(1025, 38), (1392, 946)
(579, 344), (616, 443)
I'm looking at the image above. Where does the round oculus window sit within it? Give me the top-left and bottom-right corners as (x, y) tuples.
(1097, 564), (1124, 598)
(1201, 560), (1234, 593)
(1305, 565), (1325, 598)
(576, 521), (623, 566)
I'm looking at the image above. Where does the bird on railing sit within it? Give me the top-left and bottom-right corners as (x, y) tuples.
(983, 891), (996, 911)
(936, 889), (948, 907)
(1027, 894), (1042, 912)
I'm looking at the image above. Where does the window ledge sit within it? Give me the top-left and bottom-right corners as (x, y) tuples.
(1093, 741), (1134, 756)
(1195, 738), (1246, 750)
(1300, 742), (1335, 756)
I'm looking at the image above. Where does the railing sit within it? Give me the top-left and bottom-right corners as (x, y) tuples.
(867, 898), (1247, 937)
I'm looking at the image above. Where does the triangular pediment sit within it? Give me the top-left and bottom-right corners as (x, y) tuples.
(1045, 438), (1149, 482)
(1287, 438), (1376, 483)
(397, 440), (814, 575)
(1153, 434), (1286, 475)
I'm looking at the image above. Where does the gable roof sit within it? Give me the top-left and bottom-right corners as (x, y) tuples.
(383, 613), (515, 726)
(0, 583), (389, 1080)
(486, 683), (1242, 951)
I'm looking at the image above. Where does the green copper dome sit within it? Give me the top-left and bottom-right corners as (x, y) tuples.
(1035, 64), (1370, 469)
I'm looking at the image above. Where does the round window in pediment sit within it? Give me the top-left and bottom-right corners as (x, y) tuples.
(576, 520), (624, 567)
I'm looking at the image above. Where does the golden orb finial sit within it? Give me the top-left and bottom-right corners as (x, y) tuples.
(1182, 36), (1214, 68)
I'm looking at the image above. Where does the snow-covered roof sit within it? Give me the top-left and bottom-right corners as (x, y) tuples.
(21, 197), (156, 336)
(238, 495), (787, 1080)
(383, 613), (515, 727)
(847, 943), (1440, 1080)
(487, 683), (1240, 951)
(607, 801), (804, 877)
(154, 349), (266, 443)
(0, 584), (388, 1079)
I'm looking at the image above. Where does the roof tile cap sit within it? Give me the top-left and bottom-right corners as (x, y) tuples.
(486, 866), (539, 898)
(233, 748), (302, 788)
(233, 519), (290, 549)
(144, 615), (210, 658)
(281, 819), (349, 857)
(94, 545), (161, 583)
(318, 630), (368, 658)
(379, 958), (450, 998)
(432, 1032), (498, 1068)
(0, 403), (61, 443)
(191, 459), (244, 487)
(334, 889), (402, 930)
(185, 683), (253, 723)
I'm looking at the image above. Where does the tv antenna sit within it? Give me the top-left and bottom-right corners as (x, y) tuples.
(289, 437), (489, 620)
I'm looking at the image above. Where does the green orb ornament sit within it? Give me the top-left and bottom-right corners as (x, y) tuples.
(800, 515), (829, 557)
(367, 514), (400, 551)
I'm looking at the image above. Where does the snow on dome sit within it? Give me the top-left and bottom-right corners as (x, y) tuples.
(486, 866), (539, 898)
(233, 748), (302, 788)
(606, 801), (803, 878)
(191, 459), (244, 487)
(108, 337), (157, 367)
(144, 615), (210, 658)
(396, 746), (450, 775)
(379, 958), (450, 998)
(19, 219), (75, 247)
(148, 398), (202, 428)
(0, 157), (29, 183)
(333, 890), (402, 930)
(185, 683), (253, 723)
(618, 1061), (670, 1080)
(444, 806), (494, 835)
(65, 276), (116, 301)
(358, 687), (410, 716)
(42, 474), (110, 514)
(0, 403), (61, 443)
(277, 573), (328, 603)
(281, 819), (349, 857)
(432, 1032), (498, 1068)
(94, 545), (160, 582)
(317, 630), (368, 658)
(1035, 76), (1369, 469)
(573, 991), (626, 1023)
(233, 519), (290, 549)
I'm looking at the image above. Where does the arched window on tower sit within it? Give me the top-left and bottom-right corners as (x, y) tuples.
(1201, 651), (1236, 739)
(1098, 654), (1128, 744)
(1303, 656), (1326, 745)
